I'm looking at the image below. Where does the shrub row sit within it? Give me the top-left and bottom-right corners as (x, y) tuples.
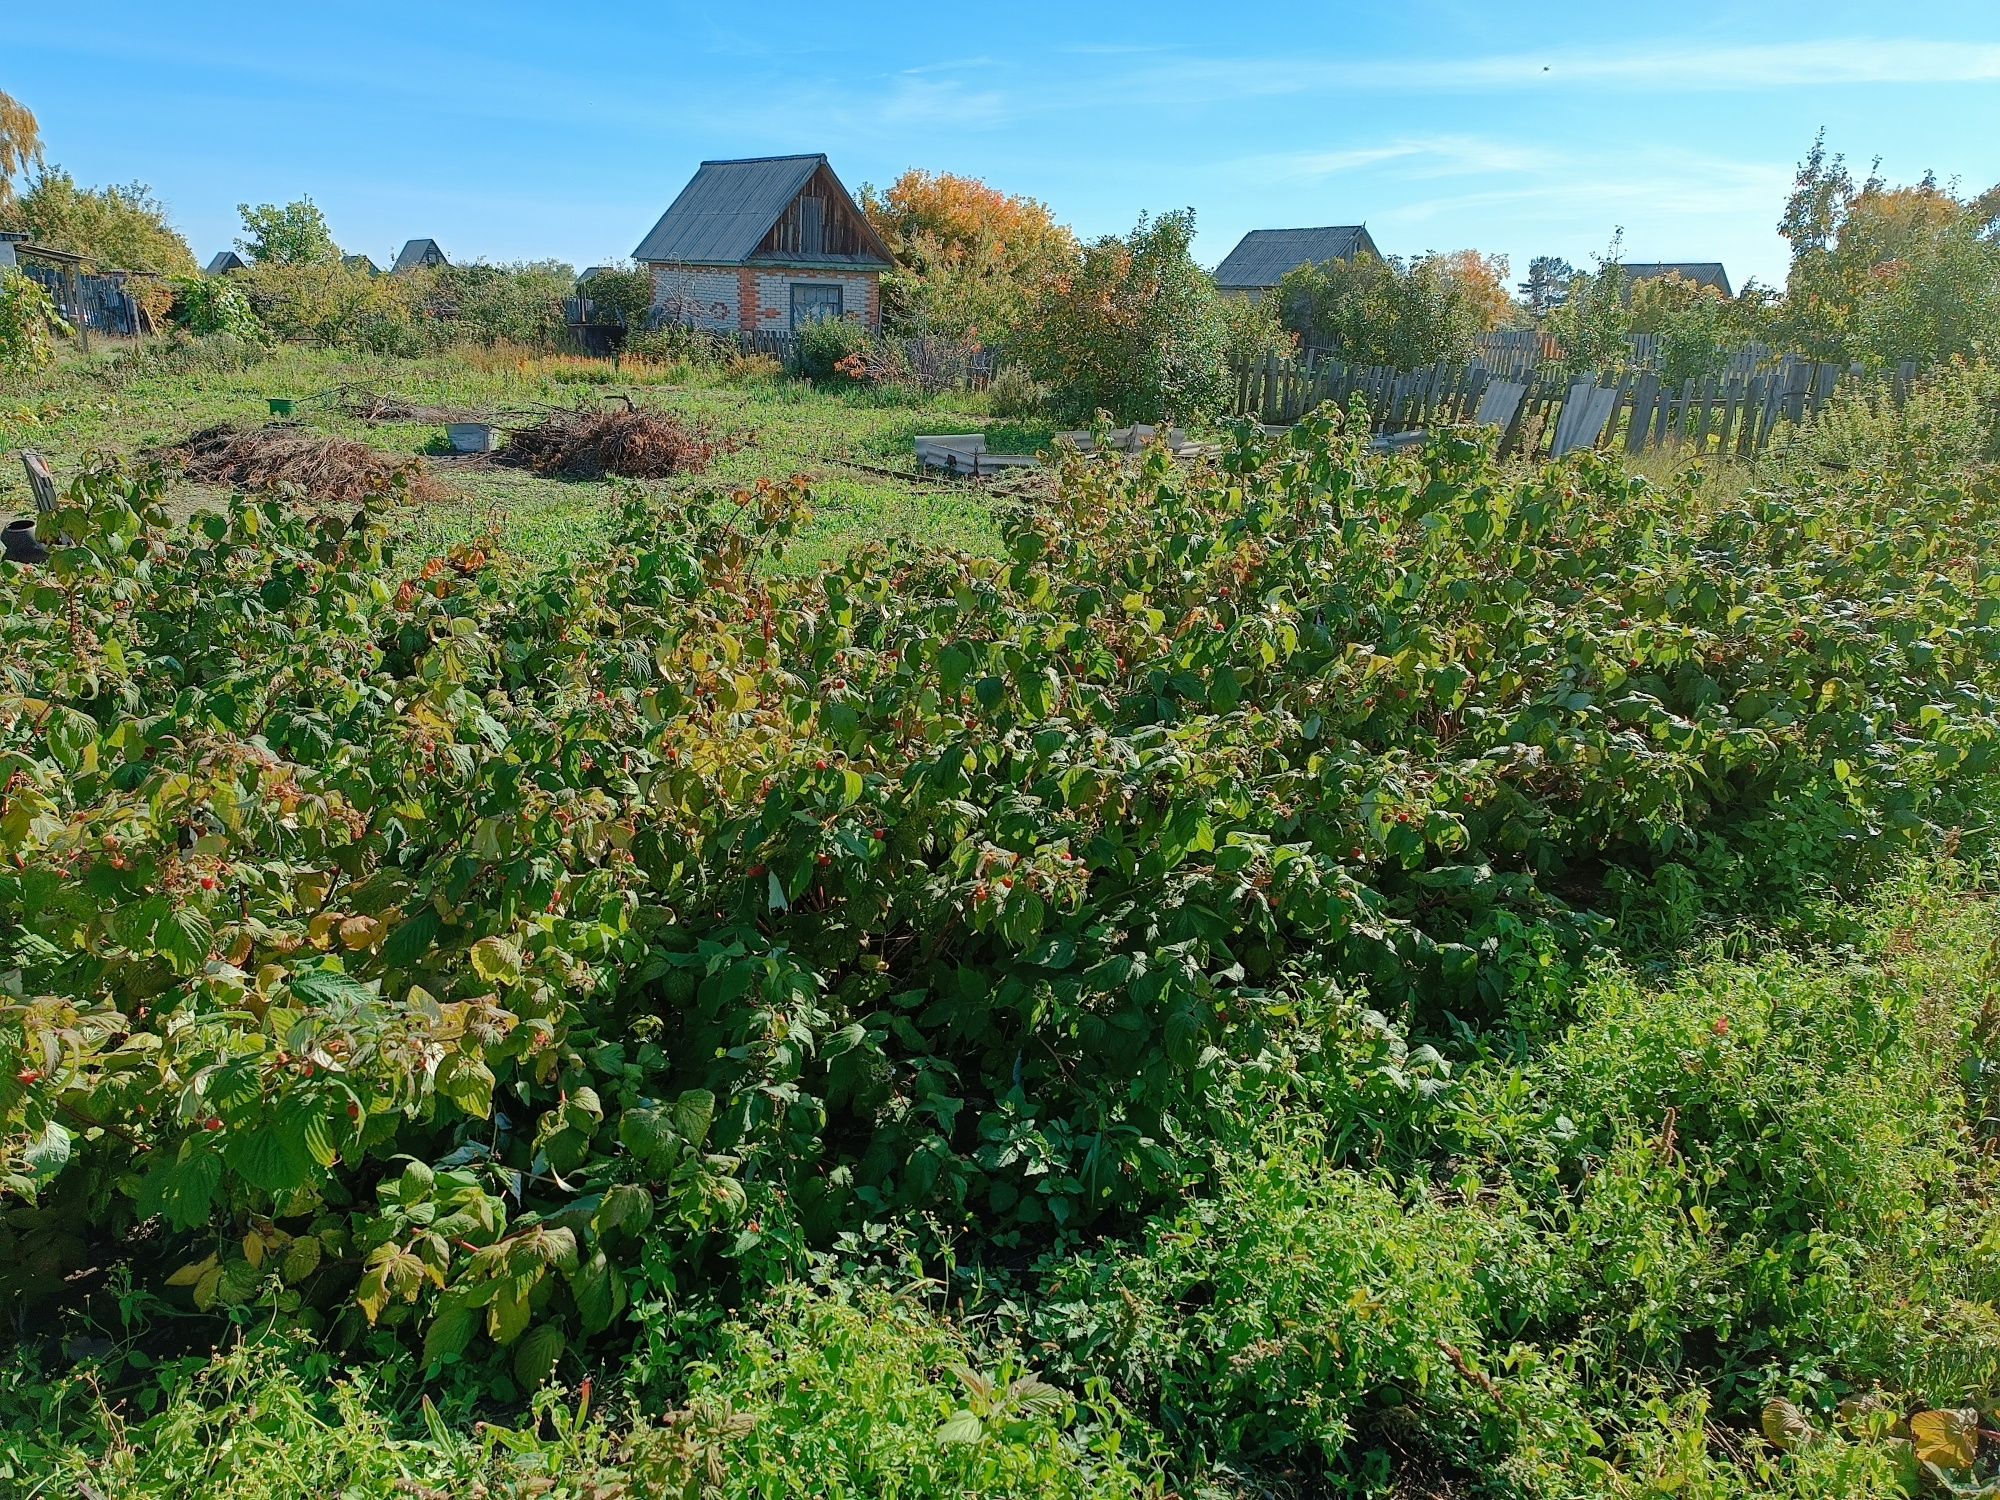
(2, 415), (1997, 1417)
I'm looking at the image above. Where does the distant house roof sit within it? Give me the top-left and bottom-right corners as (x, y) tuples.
(1619, 262), (1732, 297)
(206, 250), (247, 275)
(579, 265), (611, 283)
(1214, 226), (1381, 291)
(632, 154), (893, 269)
(393, 239), (448, 273)
(342, 253), (379, 275)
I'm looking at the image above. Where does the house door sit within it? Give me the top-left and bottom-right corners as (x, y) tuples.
(790, 282), (844, 330)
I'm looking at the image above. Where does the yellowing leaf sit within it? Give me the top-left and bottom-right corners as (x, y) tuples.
(1761, 1398), (1814, 1453)
(469, 936), (521, 985)
(281, 1236), (323, 1284)
(1910, 1408), (1979, 1471)
(339, 915), (386, 951)
(166, 1253), (219, 1288)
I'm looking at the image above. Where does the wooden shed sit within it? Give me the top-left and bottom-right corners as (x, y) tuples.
(1213, 225), (1382, 298)
(632, 154), (893, 334)
(1618, 262), (1733, 298)
(392, 239), (448, 274)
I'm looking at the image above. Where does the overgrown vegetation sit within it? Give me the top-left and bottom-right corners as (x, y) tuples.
(1273, 250), (1499, 368)
(0, 265), (71, 374)
(5, 374), (2000, 1492)
(1011, 208), (1230, 424)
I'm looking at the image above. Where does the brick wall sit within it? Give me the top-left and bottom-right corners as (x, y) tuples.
(648, 265), (740, 331)
(751, 269), (881, 332)
(646, 262), (881, 333)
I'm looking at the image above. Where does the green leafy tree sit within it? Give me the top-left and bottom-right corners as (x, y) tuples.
(1518, 255), (1575, 318)
(1775, 131), (1998, 364)
(6, 168), (196, 275)
(1274, 252), (1481, 369)
(0, 266), (71, 373)
(581, 264), (655, 330)
(407, 261), (578, 347)
(1217, 290), (1292, 370)
(1628, 271), (1728, 384)
(240, 258), (414, 351)
(1010, 209), (1229, 425)
(168, 273), (263, 340)
(1853, 219), (2000, 369)
(0, 88), (40, 210)
(236, 197), (339, 266)
(1543, 234), (1629, 371)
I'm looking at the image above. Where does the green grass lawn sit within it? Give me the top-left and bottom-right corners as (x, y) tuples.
(1, 341), (1054, 565)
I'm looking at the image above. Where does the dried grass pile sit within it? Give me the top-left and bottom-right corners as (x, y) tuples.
(158, 424), (445, 504)
(498, 407), (723, 480)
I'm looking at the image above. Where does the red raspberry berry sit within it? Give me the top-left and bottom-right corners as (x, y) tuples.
(15, 1069), (40, 1085)
(202, 1116), (223, 1132)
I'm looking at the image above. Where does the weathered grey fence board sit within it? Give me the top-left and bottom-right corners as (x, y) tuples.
(1231, 354), (1853, 460)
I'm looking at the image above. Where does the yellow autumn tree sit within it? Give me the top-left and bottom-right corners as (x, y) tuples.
(1432, 250), (1517, 331)
(0, 89), (42, 210)
(860, 169), (1076, 343)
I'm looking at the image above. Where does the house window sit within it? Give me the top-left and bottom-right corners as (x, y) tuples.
(790, 282), (843, 329)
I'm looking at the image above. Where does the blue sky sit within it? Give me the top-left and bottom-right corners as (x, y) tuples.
(9, 3), (1999, 291)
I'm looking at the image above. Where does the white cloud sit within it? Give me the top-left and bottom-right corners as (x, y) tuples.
(1235, 136), (1557, 184)
(1117, 36), (2000, 101)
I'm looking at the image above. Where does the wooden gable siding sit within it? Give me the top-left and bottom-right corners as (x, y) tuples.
(755, 165), (874, 261)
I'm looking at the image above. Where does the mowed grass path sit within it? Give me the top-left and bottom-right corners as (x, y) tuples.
(2, 343), (1054, 566)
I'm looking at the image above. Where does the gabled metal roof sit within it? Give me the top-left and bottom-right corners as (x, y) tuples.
(393, 239), (447, 273)
(1618, 262), (1733, 297)
(205, 250), (247, 275)
(1214, 226), (1377, 290)
(342, 253), (379, 275)
(632, 154), (892, 268)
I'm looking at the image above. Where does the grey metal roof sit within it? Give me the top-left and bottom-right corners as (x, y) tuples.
(632, 154), (892, 267)
(342, 253), (379, 275)
(205, 250), (246, 275)
(1214, 226), (1376, 289)
(393, 239), (447, 273)
(1619, 262), (1732, 297)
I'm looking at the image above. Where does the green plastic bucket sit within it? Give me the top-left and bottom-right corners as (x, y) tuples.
(268, 398), (296, 417)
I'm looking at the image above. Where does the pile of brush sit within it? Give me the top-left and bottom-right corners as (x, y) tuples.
(498, 406), (723, 480)
(157, 424), (444, 504)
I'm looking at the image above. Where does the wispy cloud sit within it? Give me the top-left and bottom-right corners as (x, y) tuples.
(1115, 36), (2000, 102)
(1368, 149), (1796, 265)
(1234, 136), (1556, 185)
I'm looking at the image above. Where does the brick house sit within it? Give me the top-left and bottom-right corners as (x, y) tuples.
(632, 154), (893, 334)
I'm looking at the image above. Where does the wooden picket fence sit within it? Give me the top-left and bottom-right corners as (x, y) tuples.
(1233, 352), (1854, 460)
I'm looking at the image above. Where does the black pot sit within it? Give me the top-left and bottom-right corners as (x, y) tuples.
(3, 518), (48, 565)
